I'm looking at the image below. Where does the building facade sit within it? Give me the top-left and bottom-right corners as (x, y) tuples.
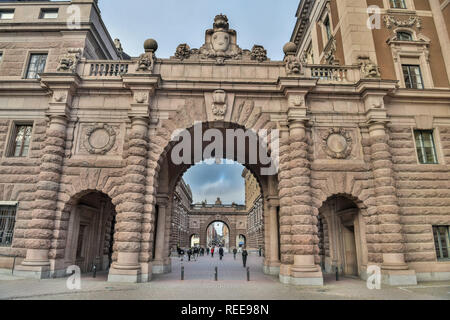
(0, 0), (449, 286)
(243, 168), (264, 250)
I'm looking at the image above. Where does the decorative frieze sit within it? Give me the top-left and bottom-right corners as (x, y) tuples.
(383, 15), (422, 30)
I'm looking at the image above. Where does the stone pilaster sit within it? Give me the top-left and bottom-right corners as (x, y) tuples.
(152, 194), (171, 274)
(264, 197), (280, 275)
(282, 119), (323, 286)
(368, 121), (417, 285)
(15, 73), (79, 279)
(15, 115), (68, 279)
(108, 117), (149, 283)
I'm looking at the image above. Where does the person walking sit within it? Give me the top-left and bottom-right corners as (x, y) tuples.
(194, 246), (199, 260)
(187, 248), (192, 262)
(233, 247), (237, 260)
(219, 246), (224, 260)
(206, 247), (210, 256)
(242, 247), (248, 268)
(211, 247), (215, 258)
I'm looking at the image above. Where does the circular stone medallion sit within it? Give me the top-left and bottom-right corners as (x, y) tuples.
(89, 128), (110, 150)
(327, 134), (348, 153)
(83, 124), (117, 155)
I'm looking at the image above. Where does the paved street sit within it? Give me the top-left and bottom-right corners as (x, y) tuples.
(0, 253), (449, 300)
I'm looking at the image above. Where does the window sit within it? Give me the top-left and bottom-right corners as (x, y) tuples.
(397, 31), (413, 41)
(324, 16), (332, 41)
(9, 124), (33, 157)
(0, 9), (14, 20)
(39, 8), (59, 19)
(390, 0), (407, 9)
(414, 130), (438, 164)
(25, 53), (47, 79)
(402, 64), (424, 89)
(0, 205), (16, 247)
(433, 226), (450, 261)
(0, 52), (3, 64)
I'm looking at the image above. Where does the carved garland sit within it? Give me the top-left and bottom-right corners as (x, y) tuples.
(321, 128), (353, 159)
(83, 124), (117, 155)
(383, 15), (422, 30)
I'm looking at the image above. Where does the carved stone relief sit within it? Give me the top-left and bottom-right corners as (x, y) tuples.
(172, 14), (269, 64)
(77, 123), (121, 156)
(318, 128), (355, 160)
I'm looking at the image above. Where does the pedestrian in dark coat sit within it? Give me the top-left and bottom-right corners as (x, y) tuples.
(233, 248), (237, 260)
(187, 248), (192, 262)
(219, 247), (224, 260)
(194, 246), (199, 259)
(206, 247), (210, 256)
(242, 247), (248, 268)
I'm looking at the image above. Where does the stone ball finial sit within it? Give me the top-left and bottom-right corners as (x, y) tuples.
(283, 42), (297, 55)
(144, 38), (158, 52)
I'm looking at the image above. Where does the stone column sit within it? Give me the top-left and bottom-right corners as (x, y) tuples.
(15, 115), (68, 279)
(108, 117), (148, 283)
(265, 197), (280, 275)
(285, 120), (323, 286)
(152, 195), (170, 274)
(368, 121), (417, 285)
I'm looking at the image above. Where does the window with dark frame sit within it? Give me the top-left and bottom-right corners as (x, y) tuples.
(9, 124), (33, 157)
(26, 53), (47, 79)
(39, 8), (59, 19)
(397, 31), (413, 41)
(0, 9), (15, 20)
(390, 0), (407, 9)
(433, 226), (450, 261)
(324, 16), (332, 41)
(0, 205), (17, 247)
(414, 130), (438, 164)
(402, 64), (424, 89)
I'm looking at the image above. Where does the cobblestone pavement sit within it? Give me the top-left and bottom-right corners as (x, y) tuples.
(0, 253), (449, 300)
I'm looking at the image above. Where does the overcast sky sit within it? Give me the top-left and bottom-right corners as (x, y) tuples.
(94, 1), (298, 204)
(98, 0), (299, 60)
(182, 161), (246, 205)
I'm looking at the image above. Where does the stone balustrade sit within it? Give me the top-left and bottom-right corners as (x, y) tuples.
(78, 60), (135, 77)
(307, 64), (361, 83)
(76, 59), (363, 84)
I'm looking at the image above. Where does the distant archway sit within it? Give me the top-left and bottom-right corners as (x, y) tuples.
(236, 234), (246, 248)
(190, 234), (200, 247)
(206, 221), (230, 252)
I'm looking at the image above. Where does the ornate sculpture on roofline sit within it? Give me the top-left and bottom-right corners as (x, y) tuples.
(251, 45), (268, 62)
(57, 49), (82, 73)
(283, 42), (302, 75)
(175, 43), (191, 61)
(137, 38), (158, 72)
(172, 14), (269, 64)
(199, 14), (242, 64)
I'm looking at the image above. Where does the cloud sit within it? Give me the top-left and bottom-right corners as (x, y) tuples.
(182, 161), (246, 204)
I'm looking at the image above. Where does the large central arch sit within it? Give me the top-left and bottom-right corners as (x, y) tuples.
(150, 120), (280, 275)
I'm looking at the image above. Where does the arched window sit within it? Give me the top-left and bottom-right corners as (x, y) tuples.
(397, 31), (413, 41)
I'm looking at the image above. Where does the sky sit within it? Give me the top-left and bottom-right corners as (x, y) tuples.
(98, 0), (300, 61)
(94, 1), (299, 204)
(182, 161), (246, 205)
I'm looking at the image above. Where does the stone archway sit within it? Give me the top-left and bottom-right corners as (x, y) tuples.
(317, 194), (369, 280)
(150, 121), (279, 276)
(202, 216), (233, 248)
(205, 220), (231, 251)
